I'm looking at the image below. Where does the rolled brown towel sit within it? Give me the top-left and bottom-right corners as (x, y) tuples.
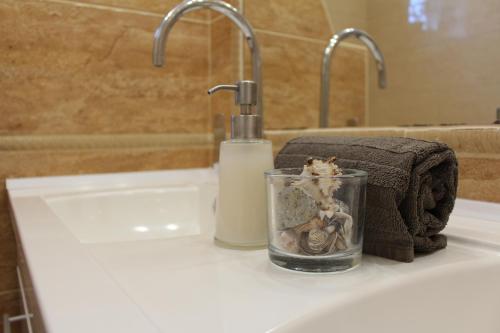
(275, 136), (458, 262)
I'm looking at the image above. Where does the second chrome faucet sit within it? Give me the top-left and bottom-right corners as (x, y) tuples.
(320, 28), (387, 128)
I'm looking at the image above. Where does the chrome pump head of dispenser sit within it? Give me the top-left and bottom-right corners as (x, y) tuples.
(208, 80), (262, 140)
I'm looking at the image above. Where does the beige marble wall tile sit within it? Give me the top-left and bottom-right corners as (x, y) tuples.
(0, 148), (211, 178)
(244, 0), (332, 40)
(209, 16), (241, 133)
(0, 133), (213, 150)
(67, 0), (210, 19)
(327, 45), (366, 127)
(322, 0), (367, 32)
(210, 0), (240, 20)
(404, 127), (500, 154)
(366, 0), (500, 126)
(0, 0), (210, 134)
(211, 0), (367, 132)
(457, 156), (500, 203)
(70, 0), (240, 22)
(247, 33), (365, 130)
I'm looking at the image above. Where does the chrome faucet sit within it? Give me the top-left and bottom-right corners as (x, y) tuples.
(152, 0), (264, 119)
(320, 28), (386, 128)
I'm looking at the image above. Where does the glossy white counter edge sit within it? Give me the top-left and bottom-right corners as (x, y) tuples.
(7, 169), (217, 333)
(6, 168), (500, 333)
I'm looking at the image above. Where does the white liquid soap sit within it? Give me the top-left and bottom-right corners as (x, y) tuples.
(208, 81), (273, 248)
(216, 140), (273, 247)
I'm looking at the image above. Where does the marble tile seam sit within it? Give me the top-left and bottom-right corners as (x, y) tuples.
(0, 134), (214, 151)
(41, 0), (211, 24)
(253, 28), (368, 51)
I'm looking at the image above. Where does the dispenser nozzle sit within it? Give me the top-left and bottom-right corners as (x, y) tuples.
(208, 84), (239, 95)
(207, 80), (262, 140)
(207, 80), (257, 113)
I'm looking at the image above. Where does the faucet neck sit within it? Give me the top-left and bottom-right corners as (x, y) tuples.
(153, 0), (264, 121)
(319, 28), (386, 128)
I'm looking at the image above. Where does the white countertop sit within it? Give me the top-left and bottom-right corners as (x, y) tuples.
(7, 169), (500, 333)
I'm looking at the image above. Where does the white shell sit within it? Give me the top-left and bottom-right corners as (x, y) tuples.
(278, 230), (300, 254)
(292, 158), (343, 216)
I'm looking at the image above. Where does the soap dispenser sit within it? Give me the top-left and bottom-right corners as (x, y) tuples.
(208, 80), (273, 249)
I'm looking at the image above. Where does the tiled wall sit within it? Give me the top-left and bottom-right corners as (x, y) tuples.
(1, 0), (211, 135)
(1, 0), (366, 135)
(322, 0), (367, 31)
(365, 0), (500, 126)
(211, 0), (367, 130)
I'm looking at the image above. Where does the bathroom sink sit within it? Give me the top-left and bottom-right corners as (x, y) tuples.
(6, 169), (500, 333)
(10, 168), (217, 244)
(273, 258), (500, 333)
(45, 186), (211, 243)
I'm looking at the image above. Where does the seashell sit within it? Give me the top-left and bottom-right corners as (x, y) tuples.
(298, 228), (336, 255)
(292, 158), (343, 215)
(278, 230), (300, 254)
(307, 228), (330, 253)
(286, 206), (354, 256)
(276, 186), (319, 230)
(293, 217), (326, 234)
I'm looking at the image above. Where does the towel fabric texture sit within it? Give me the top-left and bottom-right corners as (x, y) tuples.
(275, 136), (458, 262)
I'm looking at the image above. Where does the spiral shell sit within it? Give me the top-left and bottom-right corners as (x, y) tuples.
(298, 228), (335, 255)
(307, 228), (330, 252)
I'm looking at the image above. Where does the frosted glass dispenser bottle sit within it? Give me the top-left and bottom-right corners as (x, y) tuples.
(208, 81), (273, 248)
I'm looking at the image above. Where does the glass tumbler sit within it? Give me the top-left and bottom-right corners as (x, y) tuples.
(265, 168), (367, 273)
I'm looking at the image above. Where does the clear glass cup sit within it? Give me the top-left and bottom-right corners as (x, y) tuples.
(265, 168), (367, 273)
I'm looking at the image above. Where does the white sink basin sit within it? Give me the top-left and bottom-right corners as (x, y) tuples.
(6, 168), (500, 333)
(45, 186), (213, 243)
(274, 258), (500, 333)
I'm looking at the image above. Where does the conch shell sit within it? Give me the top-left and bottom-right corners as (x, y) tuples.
(292, 157), (343, 219)
(306, 228), (330, 253)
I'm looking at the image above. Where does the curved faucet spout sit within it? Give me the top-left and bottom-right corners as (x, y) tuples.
(320, 28), (386, 128)
(153, 0), (263, 118)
